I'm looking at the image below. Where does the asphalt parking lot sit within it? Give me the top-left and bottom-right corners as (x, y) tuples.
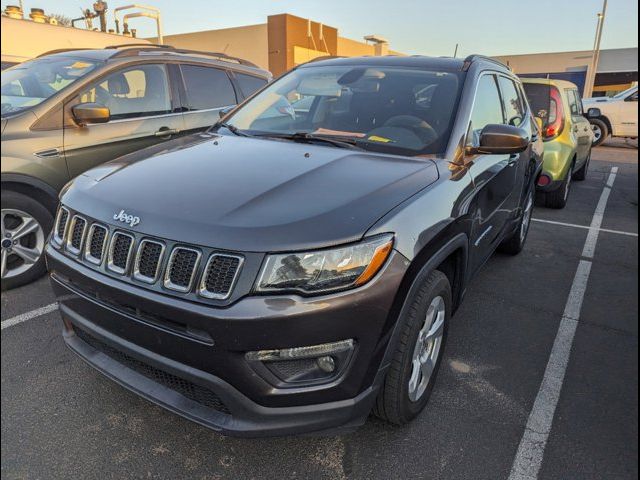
(2, 141), (638, 480)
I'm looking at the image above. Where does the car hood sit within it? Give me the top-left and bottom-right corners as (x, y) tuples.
(63, 133), (439, 252)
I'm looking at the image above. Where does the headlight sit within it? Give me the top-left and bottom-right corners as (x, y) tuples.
(256, 234), (394, 295)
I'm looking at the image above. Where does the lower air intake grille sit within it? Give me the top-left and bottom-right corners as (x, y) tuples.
(74, 328), (230, 414)
(165, 248), (200, 291)
(199, 255), (242, 299)
(56, 208), (69, 242)
(135, 240), (164, 281)
(68, 217), (86, 252)
(87, 225), (107, 263)
(110, 233), (133, 272)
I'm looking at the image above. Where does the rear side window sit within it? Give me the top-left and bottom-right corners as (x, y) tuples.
(566, 89), (582, 115)
(180, 65), (237, 110)
(235, 73), (268, 98)
(78, 64), (172, 120)
(469, 74), (504, 136)
(498, 76), (525, 126)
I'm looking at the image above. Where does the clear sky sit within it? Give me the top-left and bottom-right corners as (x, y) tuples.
(4, 0), (638, 57)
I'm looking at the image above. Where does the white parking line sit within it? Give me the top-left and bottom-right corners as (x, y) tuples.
(0, 303), (58, 331)
(508, 166), (619, 480)
(532, 218), (638, 238)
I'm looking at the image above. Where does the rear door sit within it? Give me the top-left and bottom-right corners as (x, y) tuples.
(466, 73), (518, 273)
(566, 88), (591, 163)
(64, 63), (185, 178)
(177, 64), (239, 134)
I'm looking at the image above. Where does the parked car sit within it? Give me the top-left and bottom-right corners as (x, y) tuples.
(46, 54), (542, 437)
(522, 78), (597, 209)
(583, 85), (638, 146)
(1, 45), (271, 290)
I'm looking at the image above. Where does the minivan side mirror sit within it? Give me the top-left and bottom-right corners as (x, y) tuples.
(466, 124), (529, 155)
(586, 107), (601, 118)
(72, 102), (110, 126)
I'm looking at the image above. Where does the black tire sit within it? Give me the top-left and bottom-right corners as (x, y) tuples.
(590, 118), (609, 147)
(573, 151), (591, 181)
(373, 270), (451, 425)
(543, 162), (573, 209)
(1, 190), (53, 291)
(499, 186), (534, 255)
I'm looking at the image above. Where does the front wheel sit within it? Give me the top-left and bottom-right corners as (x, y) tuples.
(373, 270), (451, 425)
(543, 162), (573, 209)
(1, 190), (53, 291)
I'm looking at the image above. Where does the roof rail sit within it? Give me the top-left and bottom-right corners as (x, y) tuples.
(105, 43), (171, 50)
(462, 54), (509, 71)
(107, 44), (259, 68)
(36, 48), (96, 58)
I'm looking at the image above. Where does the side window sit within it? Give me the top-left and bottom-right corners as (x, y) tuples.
(180, 65), (237, 110)
(78, 64), (171, 120)
(566, 89), (581, 116)
(469, 74), (504, 143)
(498, 76), (525, 126)
(235, 73), (268, 98)
(627, 91), (638, 102)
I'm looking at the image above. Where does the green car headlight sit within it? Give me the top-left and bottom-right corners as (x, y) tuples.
(256, 234), (394, 295)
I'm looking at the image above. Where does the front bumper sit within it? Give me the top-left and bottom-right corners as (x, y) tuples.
(46, 245), (408, 437)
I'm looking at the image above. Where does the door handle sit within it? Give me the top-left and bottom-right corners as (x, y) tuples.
(154, 128), (179, 137)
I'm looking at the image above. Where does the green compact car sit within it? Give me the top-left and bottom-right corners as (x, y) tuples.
(522, 78), (599, 209)
(1, 45), (271, 290)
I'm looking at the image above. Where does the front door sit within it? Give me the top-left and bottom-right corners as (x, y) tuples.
(63, 63), (185, 178)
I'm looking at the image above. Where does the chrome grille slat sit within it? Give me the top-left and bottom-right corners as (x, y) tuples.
(84, 224), (108, 265)
(164, 247), (201, 292)
(133, 239), (165, 283)
(65, 215), (87, 255)
(107, 232), (135, 274)
(53, 207), (70, 245)
(198, 254), (243, 300)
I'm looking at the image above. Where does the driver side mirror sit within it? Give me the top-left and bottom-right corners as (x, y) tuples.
(466, 124), (529, 155)
(586, 107), (601, 119)
(72, 102), (110, 126)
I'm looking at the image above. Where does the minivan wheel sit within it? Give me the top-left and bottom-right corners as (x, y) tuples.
(1, 190), (53, 291)
(590, 118), (608, 147)
(373, 270), (451, 425)
(544, 163), (573, 209)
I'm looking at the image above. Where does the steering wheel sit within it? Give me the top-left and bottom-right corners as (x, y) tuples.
(383, 115), (438, 146)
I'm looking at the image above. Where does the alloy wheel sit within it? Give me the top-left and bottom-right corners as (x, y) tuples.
(408, 295), (446, 402)
(0, 209), (45, 280)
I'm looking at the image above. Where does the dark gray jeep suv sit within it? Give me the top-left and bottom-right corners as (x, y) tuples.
(46, 55), (543, 436)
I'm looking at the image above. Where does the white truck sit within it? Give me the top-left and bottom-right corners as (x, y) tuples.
(583, 85), (638, 146)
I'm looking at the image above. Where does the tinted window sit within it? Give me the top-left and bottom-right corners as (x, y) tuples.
(469, 74), (504, 137)
(79, 64), (171, 120)
(180, 65), (236, 110)
(628, 91), (638, 102)
(522, 83), (551, 122)
(498, 76), (525, 126)
(566, 89), (581, 115)
(235, 73), (267, 98)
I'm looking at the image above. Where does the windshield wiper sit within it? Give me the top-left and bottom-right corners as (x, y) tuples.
(212, 122), (252, 137)
(256, 132), (363, 150)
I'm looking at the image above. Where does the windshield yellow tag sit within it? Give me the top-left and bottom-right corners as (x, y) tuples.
(367, 135), (393, 143)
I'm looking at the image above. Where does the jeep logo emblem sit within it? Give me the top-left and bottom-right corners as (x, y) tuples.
(113, 209), (141, 227)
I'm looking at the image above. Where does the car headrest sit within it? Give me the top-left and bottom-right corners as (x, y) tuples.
(108, 73), (130, 95)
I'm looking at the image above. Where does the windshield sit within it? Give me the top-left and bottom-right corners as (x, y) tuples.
(1, 56), (101, 116)
(225, 65), (464, 155)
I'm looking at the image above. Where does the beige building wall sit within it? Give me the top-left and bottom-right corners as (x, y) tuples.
(151, 24), (269, 70)
(1, 16), (150, 64)
(338, 37), (376, 57)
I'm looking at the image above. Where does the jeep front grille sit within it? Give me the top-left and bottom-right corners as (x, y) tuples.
(198, 254), (243, 299)
(85, 224), (108, 265)
(134, 240), (165, 283)
(66, 216), (86, 255)
(108, 232), (134, 274)
(54, 207), (69, 244)
(164, 247), (201, 292)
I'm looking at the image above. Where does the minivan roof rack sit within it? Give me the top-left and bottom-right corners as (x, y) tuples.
(109, 44), (259, 68)
(462, 54), (509, 71)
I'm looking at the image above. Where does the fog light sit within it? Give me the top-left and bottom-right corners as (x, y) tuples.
(316, 355), (336, 373)
(245, 339), (353, 362)
(537, 174), (551, 187)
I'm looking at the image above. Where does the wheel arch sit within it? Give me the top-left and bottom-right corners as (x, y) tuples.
(1, 174), (59, 215)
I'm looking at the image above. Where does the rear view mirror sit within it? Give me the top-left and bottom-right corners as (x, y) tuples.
(466, 124), (529, 155)
(72, 102), (110, 125)
(586, 107), (601, 119)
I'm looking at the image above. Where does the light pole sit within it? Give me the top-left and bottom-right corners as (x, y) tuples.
(584, 0), (608, 98)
